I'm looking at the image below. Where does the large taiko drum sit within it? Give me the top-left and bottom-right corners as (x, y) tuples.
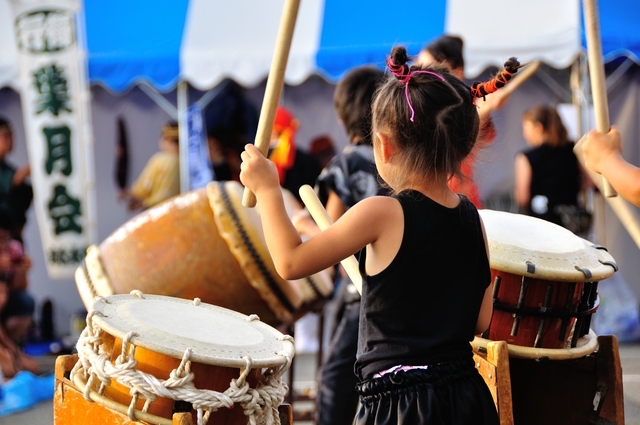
(70, 292), (294, 425)
(75, 181), (333, 328)
(476, 210), (617, 352)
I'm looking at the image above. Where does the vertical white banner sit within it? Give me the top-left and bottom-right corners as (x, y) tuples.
(11, 0), (96, 278)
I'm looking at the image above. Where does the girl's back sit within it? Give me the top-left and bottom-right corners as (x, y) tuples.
(355, 191), (489, 380)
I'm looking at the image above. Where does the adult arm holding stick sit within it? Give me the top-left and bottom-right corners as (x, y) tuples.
(582, 127), (640, 207)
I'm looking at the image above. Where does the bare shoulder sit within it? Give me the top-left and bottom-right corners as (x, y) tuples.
(348, 196), (402, 219)
(338, 196), (403, 235)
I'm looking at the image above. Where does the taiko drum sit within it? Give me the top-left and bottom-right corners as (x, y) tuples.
(478, 210), (616, 349)
(71, 293), (294, 425)
(75, 181), (332, 328)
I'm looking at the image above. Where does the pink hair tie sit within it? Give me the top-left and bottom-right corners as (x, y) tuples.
(386, 57), (446, 122)
(404, 70), (445, 122)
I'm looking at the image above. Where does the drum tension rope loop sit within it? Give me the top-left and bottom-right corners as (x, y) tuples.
(574, 266), (593, 279)
(525, 261), (536, 274)
(599, 260), (619, 272)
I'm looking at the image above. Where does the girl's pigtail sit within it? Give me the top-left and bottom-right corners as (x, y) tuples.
(470, 57), (521, 100)
(387, 47), (411, 83)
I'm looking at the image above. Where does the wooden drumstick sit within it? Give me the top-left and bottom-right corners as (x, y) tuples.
(242, 0), (300, 207)
(299, 185), (363, 294)
(577, 0), (617, 197)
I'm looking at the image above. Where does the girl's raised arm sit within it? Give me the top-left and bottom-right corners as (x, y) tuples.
(240, 143), (396, 281)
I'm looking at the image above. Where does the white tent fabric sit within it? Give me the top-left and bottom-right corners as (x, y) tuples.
(181, 0), (581, 89)
(181, 0), (326, 89)
(447, 0), (581, 77)
(2, 0), (639, 92)
(0, 0), (587, 92)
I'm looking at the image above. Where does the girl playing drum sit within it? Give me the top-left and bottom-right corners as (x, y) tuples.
(240, 46), (518, 425)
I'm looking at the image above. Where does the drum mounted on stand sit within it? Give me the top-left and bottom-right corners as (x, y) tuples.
(472, 210), (623, 425)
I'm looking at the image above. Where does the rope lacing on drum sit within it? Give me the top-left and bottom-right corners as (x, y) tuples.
(70, 317), (290, 425)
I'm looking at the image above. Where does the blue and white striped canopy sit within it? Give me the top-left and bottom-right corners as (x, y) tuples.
(1, 0), (639, 92)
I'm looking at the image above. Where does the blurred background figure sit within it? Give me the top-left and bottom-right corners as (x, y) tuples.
(309, 135), (337, 169)
(205, 80), (258, 183)
(417, 34), (509, 208)
(120, 121), (181, 211)
(0, 117), (32, 243)
(0, 214), (34, 345)
(0, 273), (40, 379)
(207, 127), (243, 182)
(514, 105), (592, 233)
(268, 106), (322, 205)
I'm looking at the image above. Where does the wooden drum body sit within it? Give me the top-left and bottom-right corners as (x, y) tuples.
(75, 181), (332, 327)
(70, 293), (295, 425)
(478, 210), (617, 351)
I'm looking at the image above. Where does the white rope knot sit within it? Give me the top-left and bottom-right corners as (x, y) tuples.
(193, 298), (201, 306)
(245, 314), (260, 322)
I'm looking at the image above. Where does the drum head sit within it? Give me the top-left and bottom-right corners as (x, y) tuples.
(91, 294), (294, 368)
(479, 210), (616, 282)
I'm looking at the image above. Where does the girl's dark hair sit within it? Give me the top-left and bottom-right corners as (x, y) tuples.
(424, 35), (465, 71)
(373, 46), (479, 182)
(522, 105), (569, 147)
(334, 66), (385, 146)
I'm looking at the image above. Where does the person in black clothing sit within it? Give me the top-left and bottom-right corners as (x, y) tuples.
(239, 45), (503, 425)
(514, 105), (591, 230)
(0, 117), (32, 243)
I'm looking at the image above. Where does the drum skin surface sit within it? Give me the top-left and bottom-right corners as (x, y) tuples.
(479, 209), (616, 282)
